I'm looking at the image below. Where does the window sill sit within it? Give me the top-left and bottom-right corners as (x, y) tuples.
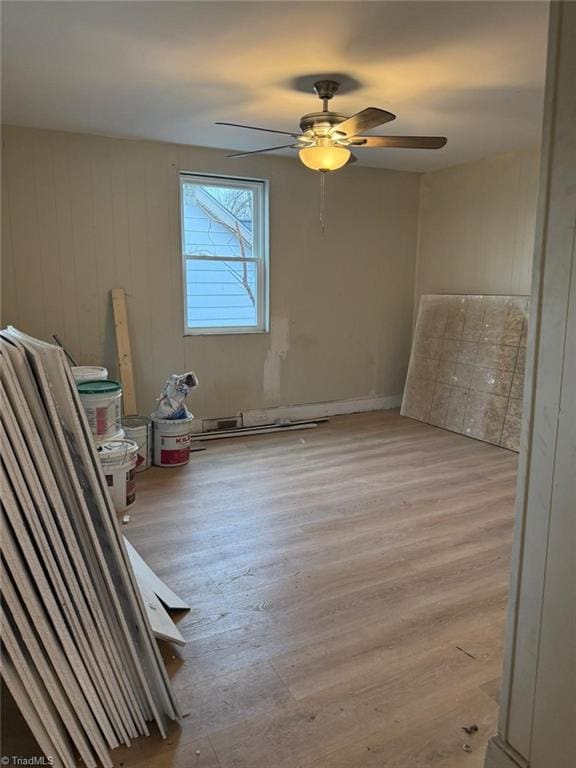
(183, 328), (269, 337)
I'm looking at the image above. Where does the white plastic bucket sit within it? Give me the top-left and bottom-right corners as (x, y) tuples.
(97, 439), (138, 512)
(77, 380), (123, 444)
(122, 416), (152, 473)
(72, 366), (108, 383)
(152, 415), (194, 467)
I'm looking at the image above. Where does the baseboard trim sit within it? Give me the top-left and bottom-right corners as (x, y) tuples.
(484, 737), (529, 768)
(241, 394), (402, 428)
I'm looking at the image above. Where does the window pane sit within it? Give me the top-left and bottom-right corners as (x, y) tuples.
(185, 259), (258, 328)
(182, 182), (254, 259)
(180, 173), (267, 334)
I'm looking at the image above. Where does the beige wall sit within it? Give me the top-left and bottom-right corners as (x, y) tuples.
(1, 125), (420, 418)
(416, 147), (540, 307)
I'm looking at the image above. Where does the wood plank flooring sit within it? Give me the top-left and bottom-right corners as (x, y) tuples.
(114, 410), (517, 768)
(5, 410), (518, 767)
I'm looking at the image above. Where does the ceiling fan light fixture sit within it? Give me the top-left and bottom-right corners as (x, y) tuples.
(299, 145), (351, 172)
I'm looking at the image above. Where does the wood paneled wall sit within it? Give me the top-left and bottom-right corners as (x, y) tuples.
(416, 147), (540, 305)
(1, 126), (420, 417)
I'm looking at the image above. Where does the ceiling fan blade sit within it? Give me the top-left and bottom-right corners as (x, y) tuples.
(353, 135), (447, 149)
(346, 153), (359, 165)
(332, 108), (396, 139)
(227, 144), (297, 158)
(216, 121), (300, 138)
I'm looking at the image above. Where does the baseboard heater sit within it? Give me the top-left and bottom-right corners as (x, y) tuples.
(191, 416), (328, 441)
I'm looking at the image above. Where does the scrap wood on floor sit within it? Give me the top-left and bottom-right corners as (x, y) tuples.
(125, 537), (190, 647)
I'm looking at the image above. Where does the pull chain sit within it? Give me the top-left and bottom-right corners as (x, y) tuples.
(320, 170), (327, 233)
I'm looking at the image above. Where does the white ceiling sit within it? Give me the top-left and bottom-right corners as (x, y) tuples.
(1, 1), (549, 172)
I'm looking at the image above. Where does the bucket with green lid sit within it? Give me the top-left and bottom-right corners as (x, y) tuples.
(77, 379), (124, 443)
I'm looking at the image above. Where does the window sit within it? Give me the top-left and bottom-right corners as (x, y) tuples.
(180, 173), (269, 334)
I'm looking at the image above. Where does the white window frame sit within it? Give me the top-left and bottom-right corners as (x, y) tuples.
(180, 172), (270, 335)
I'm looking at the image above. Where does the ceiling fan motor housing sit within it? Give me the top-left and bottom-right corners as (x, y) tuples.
(299, 111), (348, 135)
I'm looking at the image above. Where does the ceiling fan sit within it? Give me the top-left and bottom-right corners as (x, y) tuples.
(216, 79), (447, 172)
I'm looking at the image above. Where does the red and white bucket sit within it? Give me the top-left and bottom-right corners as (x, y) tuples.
(97, 438), (138, 512)
(152, 414), (194, 467)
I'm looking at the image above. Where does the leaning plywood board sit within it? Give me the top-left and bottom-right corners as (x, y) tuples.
(0, 435), (129, 746)
(401, 294), (529, 451)
(0, 403), (133, 745)
(62, 353), (180, 716)
(4, 328), (179, 724)
(0, 343), (144, 738)
(1, 327), (181, 766)
(124, 538), (190, 611)
(0, 607), (80, 766)
(1, 563), (99, 767)
(0, 654), (66, 768)
(2, 331), (155, 722)
(60, 340), (180, 715)
(0, 521), (112, 767)
(111, 288), (137, 415)
(1, 498), (118, 763)
(1, 342), (151, 733)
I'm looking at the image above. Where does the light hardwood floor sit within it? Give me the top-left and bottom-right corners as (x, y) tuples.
(5, 410), (518, 767)
(112, 410), (518, 768)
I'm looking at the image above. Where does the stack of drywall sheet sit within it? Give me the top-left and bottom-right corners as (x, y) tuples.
(0, 327), (180, 768)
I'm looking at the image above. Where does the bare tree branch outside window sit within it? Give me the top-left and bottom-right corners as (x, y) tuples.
(209, 187), (252, 220)
(191, 187), (256, 307)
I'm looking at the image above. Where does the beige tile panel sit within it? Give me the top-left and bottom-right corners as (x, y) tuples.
(451, 362), (476, 388)
(457, 341), (480, 364)
(444, 302), (467, 339)
(475, 343), (518, 371)
(501, 398), (523, 452)
(401, 294), (529, 451)
(510, 371), (525, 400)
(463, 392), (509, 445)
(440, 338), (460, 362)
(429, 384), (468, 433)
(470, 367), (514, 397)
(415, 297), (451, 339)
(516, 346), (527, 371)
(407, 356), (440, 382)
(462, 298), (485, 341)
(413, 335), (443, 360)
(436, 359), (455, 385)
(519, 319), (529, 347)
(402, 378), (435, 422)
(445, 388), (469, 432)
(428, 383), (452, 427)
